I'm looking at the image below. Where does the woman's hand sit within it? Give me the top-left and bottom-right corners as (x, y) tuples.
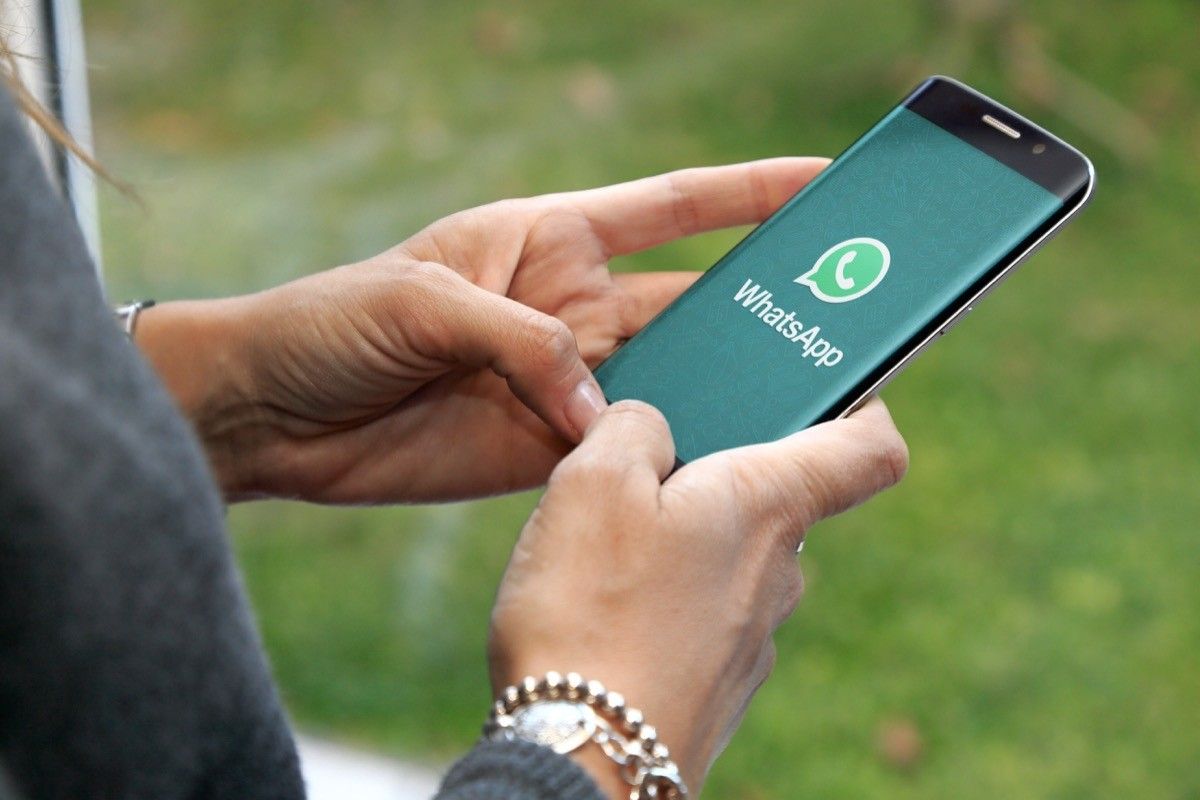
(487, 397), (907, 798)
(135, 158), (828, 503)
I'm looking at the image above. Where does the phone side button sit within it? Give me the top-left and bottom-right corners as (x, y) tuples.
(939, 305), (975, 336)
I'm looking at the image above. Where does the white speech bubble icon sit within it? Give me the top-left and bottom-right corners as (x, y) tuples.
(796, 237), (891, 303)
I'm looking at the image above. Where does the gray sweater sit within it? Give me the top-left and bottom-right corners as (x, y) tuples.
(0, 87), (602, 800)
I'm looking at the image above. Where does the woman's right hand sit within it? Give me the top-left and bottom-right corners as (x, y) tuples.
(488, 398), (908, 798)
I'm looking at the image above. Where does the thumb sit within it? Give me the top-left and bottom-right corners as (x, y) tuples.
(563, 400), (677, 484)
(417, 264), (606, 442)
(677, 397), (908, 551)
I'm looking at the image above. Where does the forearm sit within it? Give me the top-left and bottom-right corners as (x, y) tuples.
(134, 298), (264, 499)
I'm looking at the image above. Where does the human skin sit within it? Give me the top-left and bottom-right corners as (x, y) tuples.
(135, 158), (831, 503)
(134, 158), (908, 796)
(489, 398), (906, 797)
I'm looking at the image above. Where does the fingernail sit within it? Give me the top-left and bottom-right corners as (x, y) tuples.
(564, 379), (607, 439)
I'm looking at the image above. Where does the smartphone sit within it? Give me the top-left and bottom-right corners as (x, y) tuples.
(595, 75), (1094, 464)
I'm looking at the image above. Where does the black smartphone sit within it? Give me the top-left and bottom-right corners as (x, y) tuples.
(595, 76), (1094, 463)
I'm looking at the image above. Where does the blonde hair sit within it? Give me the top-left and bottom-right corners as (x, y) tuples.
(0, 11), (125, 190)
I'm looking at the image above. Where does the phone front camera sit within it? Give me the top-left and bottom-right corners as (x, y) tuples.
(1032, 143), (1047, 155)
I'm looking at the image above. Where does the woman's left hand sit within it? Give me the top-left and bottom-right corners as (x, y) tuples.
(139, 158), (827, 503)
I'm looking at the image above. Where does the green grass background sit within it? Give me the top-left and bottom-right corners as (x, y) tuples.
(85, 1), (1199, 797)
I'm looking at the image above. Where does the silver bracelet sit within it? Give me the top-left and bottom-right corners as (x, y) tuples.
(113, 299), (156, 337)
(485, 671), (688, 800)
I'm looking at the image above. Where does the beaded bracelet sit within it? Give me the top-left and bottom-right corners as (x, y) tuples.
(485, 671), (688, 799)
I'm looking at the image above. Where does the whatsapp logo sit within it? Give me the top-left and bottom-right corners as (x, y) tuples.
(796, 237), (891, 303)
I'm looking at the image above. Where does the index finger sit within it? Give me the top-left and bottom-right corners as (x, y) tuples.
(559, 157), (829, 256)
(673, 398), (909, 550)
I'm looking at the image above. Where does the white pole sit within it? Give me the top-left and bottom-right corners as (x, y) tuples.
(50, 0), (103, 281)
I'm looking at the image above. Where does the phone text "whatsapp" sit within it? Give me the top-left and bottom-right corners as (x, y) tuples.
(733, 279), (845, 368)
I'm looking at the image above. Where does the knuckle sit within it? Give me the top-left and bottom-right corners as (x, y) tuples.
(754, 639), (778, 690)
(747, 162), (775, 221)
(665, 170), (702, 236)
(523, 313), (576, 369)
(725, 455), (762, 498)
(853, 401), (909, 487)
(763, 640), (778, 673)
(779, 565), (805, 619)
(550, 401), (672, 491)
(606, 400), (670, 435)
(880, 430), (911, 486)
(404, 259), (450, 283)
(859, 423), (909, 490)
(395, 260), (455, 297)
(613, 288), (642, 333)
(488, 197), (530, 218)
(554, 449), (627, 490)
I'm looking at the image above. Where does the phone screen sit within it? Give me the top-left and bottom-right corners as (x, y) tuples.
(595, 78), (1091, 462)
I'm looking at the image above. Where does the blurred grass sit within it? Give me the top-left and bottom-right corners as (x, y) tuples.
(85, 1), (1200, 797)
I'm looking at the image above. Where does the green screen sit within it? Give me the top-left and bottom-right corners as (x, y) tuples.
(596, 107), (1064, 462)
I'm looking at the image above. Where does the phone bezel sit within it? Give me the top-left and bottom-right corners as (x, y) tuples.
(824, 75), (1095, 426)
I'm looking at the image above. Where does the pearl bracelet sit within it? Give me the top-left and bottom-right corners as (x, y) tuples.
(485, 671), (688, 800)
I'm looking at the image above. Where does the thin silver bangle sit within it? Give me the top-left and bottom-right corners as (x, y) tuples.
(113, 299), (156, 337)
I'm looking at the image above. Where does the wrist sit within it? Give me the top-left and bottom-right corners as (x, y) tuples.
(492, 655), (704, 792)
(486, 672), (690, 800)
(134, 297), (265, 499)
